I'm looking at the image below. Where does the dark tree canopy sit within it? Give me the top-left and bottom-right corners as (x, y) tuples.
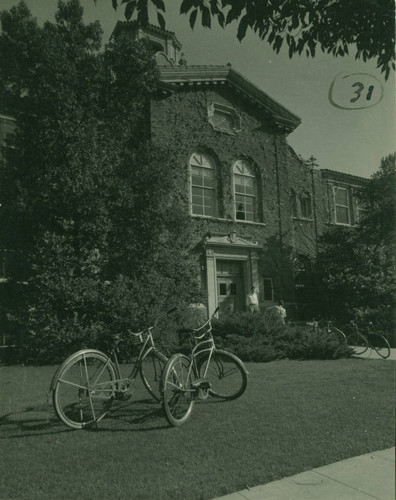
(108, 0), (395, 79)
(0, 0), (202, 362)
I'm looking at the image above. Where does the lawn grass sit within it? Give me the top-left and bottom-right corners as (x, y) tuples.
(0, 358), (394, 500)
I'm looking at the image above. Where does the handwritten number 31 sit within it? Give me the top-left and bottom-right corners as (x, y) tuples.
(351, 82), (375, 103)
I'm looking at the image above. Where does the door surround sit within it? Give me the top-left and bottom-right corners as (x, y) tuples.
(203, 232), (261, 317)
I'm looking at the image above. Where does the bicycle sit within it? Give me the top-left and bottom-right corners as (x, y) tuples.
(50, 308), (176, 429)
(328, 321), (391, 359)
(161, 307), (248, 427)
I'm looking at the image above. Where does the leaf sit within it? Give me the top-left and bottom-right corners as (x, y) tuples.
(125, 0), (137, 20)
(189, 8), (198, 29)
(157, 11), (165, 30)
(226, 8), (239, 25)
(201, 6), (211, 28)
(217, 11), (225, 28)
(237, 14), (248, 41)
(137, 0), (148, 25)
(180, 0), (194, 15)
(151, 0), (165, 11)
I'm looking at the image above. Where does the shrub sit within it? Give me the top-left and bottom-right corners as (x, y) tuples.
(211, 312), (352, 362)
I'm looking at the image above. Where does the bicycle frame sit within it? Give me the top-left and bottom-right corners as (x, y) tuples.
(179, 314), (221, 393)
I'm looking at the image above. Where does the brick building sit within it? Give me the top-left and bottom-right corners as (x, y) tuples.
(0, 22), (368, 330)
(113, 22), (367, 318)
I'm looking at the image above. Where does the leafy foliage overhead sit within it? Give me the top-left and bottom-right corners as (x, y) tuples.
(108, 0), (395, 80)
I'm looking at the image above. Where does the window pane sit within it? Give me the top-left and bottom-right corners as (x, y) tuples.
(192, 175), (203, 187)
(219, 283), (227, 295)
(336, 206), (350, 224)
(192, 204), (204, 215)
(233, 162), (256, 221)
(230, 283), (237, 296)
(301, 197), (312, 218)
(192, 195), (203, 206)
(204, 205), (215, 217)
(203, 176), (214, 188)
(335, 188), (348, 206)
(245, 211), (254, 221)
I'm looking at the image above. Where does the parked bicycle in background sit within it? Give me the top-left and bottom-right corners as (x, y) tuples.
(328, 321), (391, 359)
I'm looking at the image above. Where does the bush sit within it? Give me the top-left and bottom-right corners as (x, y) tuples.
(210, 312), (352, 362)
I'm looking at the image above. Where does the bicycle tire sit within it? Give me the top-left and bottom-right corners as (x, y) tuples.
(370, 334), (391, 359)
(53, 350), (117, 429)
(139, 349), (168, 402)
(195, 349), (248, 400)
(346, 331), (369, 355)
(162, 353), (194, 427)
(328, 326), (347, 344)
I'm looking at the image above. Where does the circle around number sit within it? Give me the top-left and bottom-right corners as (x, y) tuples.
(328, 72), (384, 110)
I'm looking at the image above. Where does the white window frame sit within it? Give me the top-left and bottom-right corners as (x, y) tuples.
(0, 114), (16, 166)
(300, 192), (313, 220)
(189, 152), (218, 217)
(233, 160), (257, 222)
(333, 185), (352, 225)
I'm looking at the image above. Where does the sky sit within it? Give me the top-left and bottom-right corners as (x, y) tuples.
(1, 0), (395, 179)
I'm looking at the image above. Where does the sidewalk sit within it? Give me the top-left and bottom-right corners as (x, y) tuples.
(212, 448), (395, 500)
(356, 348), (396, 361)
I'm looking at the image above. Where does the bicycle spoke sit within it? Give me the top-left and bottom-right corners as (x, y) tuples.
(53, 352), (116, 429)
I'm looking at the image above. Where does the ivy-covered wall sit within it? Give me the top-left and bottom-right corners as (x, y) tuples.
(149, 83), (367, 317)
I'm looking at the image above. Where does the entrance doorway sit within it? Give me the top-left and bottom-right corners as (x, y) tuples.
(216, 260), (244, 315)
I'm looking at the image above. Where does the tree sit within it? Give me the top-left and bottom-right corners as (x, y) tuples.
(0, 1), (202, 362)
(108, 0), (395, 80)
(310, 154), (396, 342)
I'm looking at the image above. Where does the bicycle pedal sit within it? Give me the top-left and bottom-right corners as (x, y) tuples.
(114, 391), (132, 401)
(192, 379), (211, 390)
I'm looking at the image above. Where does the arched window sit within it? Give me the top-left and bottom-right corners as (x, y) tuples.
(190, 153), (217, 217)
(300, 192), (312, 219)
(290, 189), (298, 218)
(233, 160), (257, 222)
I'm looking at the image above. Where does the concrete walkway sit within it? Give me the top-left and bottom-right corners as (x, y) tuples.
(355, 347), (396, 361)
(212, 448), (395, 500)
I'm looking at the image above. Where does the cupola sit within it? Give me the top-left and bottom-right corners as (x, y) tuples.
(112, 21), (183, 66)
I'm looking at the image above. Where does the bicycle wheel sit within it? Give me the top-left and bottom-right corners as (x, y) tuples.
(162, 353), (194, 427)
(346, 332), (369, 355)
(196, 349), (247, 400)
(53, 350), (117, 429)
(328, 326), (347, 344)
(140, 349), (168, 402)
(370, 334), (391, 359)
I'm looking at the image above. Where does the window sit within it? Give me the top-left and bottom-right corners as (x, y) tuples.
(290, 190), (298, 218)
(208, 102), (241, 134)
(300, 193), (312, 219)
(333, 186), (351, 225)
(0, 115), (16, 166)
(233, 160), (257, 222)
(263, 278), (274, 302)
(190, 153), (217, 217)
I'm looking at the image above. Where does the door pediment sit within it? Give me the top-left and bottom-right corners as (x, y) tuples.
(204, 231), (259, 249)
